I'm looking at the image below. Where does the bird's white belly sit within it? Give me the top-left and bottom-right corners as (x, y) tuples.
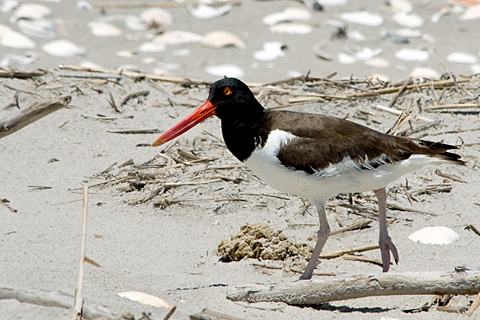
(244, 129), (442, 201)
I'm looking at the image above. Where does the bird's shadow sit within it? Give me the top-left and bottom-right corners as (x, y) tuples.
(300, 303), (395, 313)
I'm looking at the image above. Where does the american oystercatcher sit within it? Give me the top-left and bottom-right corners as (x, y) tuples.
(152, 77), (464, 280)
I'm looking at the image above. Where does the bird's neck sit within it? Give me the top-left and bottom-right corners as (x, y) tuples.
(220, 105), (267, 162)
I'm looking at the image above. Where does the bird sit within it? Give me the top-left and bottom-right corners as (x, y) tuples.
(152, 77), (465, 280)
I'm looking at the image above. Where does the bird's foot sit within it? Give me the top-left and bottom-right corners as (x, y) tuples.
(379, 235), (399, 272)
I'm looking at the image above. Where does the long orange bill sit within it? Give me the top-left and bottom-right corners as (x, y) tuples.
(152, 101), (217, 147)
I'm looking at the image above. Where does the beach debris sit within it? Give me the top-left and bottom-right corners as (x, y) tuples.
(218, 223), (313, 261)
(408, 226), (459, 245)
(187, 3), (232, 20)
(447, 51), (478, 64)
(205, 64), (244, 78)
(254, 41), (285, 61)
(394, 48), (429, 61)
(393, 11), (424, 28)
(41, 39), (85, 57)
(203, 30), (245, 49)
(118, 291), (174, 308)
(88, 21), (122, 37)
(270, 23), (312, 34)
(262, 7), (311, 26)
(340, 11), (384, 26)
(0, 24), (36, 48)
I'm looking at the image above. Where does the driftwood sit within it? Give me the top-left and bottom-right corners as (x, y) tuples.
(0, 286), (120, 319)
(227, 269), (480, 305)
(0, 96), (71, 139)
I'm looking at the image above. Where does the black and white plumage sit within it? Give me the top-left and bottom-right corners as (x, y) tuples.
(153, 78), (464, 280)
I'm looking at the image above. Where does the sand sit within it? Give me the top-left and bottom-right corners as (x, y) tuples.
(1, 1), (480, 319)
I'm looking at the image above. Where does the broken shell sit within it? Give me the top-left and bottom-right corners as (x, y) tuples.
(205, 64), (244, 78)
(124, 16), (149, 31)
(254, 41), (285, 61)
(262, 7), (311, 26)
(118, 291), (173, 309)
(270, 23), (312, 34)
(408, 226), (459, 245)
(187, 3), (232, 20)
(41, 39), (85, 57)
(139, 8), (173, 27)
(340, 11), (384, 27)
(393, 11), (424, 28)
(0, 24), (36, 48)
(152, 30), (203, 45)
(88, 21), (122, 37)
(394, 48), (429, 61)
(203, 31), (245, 49)
(447, 52), (478, 64)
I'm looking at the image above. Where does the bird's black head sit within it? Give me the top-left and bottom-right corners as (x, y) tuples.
(207, 78), (265, 121)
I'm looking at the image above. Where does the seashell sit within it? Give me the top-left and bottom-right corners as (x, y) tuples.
(364, 57), (389, 68)
(205, 64), (244, 78)
(254, 41), (285, 61)
(2, 53), (37, 66)
(461, 4), (480, 19)
(187, 3), (232, 20)
(116, 49), (135, 57)
(353, 47), (383, 60)
(410, 67), (440, 79)
(348, 30), (365, 41)
(408, 226), (459, 245)
(471, 64), (480, 74)
(393, 11), (424, 28)
(338, 52), (356, 64)
(152, 30), (203, 45)
(79, 61), (103, 69)
(317, 0), (347, 5)
(203, 31), (245, 49)
(88, 21), (122, 36)
(10, 3), (51, 23)
(1, 1), (19, 13)
(340, 11), (384, 27)
(262, 7), (311, 26)
(16, 18), (56, 38)
(118, 291), (173, 308)
(288, 70), (303, 77)
(41, 39), (85, 57)
(270, 23), (312, 34)
(391, 28), (422, 38)
(138, 41), (166, 52)
(139, 8), (173, 27)
(76, 1), (93, 11)
(447, 51), (478, 64)
(394, 48), (429, 61)
(0, 24), (36, 48)
(388, 0), (413, 13)
(125, 15), (149, 31)
(315, 51), (333, 61)
(431, 6), (452, 23)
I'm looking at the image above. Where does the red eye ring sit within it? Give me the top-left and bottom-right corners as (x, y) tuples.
(223, 87), (232, 96)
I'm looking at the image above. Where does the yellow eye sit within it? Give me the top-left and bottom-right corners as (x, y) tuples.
(223, 87), (232, 96)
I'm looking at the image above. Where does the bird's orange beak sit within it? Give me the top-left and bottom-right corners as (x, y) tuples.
(152, 101), (217, 147)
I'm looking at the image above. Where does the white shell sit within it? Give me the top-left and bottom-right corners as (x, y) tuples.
(124, 16), (149, 31)
(394, 48), (429, 61)
(388, 0), (413, 13)
(205, 64), (244, 78)
(16, 18), (56, 38)
(88, 21), (122, 36)
(1, 1), (19, 13)
(116, 50), (135, 57)
(340, 11), (384, 27)
(408, 226), (459, 245)
(262, 7), (311, 26)
(118, 291), (173, 308)
(79, 61), (103, 69)
(410, 67), (440, 79)
(10, 3), (51, 23)
(317, 0), (347, 5)
(338, 52), (356, 64)
(393, 11), (424, 28)
(152, 30), (203, 45)
(447, 52), (478, 64)
(76, 1), (93, 11)
(187, 3), (232, 20)
(138, 41), (166, 52)
(203, 31), (245, 49)
(348, 30), (365, 41)
(270, 23), (312, 34)
(471, 64), (480, 74)
(139, 8), (173, 26)
(41, 39), (85, 57)
(353, 47), (383, 60)
(461, 4), (480, 20)
(392, 28), (422, 38)
(364, 57), (389, 68)
(0, 24), (36, 48)
(254, 41), (285, 61)
(1, 53), (37, 66)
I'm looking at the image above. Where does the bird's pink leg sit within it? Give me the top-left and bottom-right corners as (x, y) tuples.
(300, 199), (330, 280)
(374, 188), (399, 272)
